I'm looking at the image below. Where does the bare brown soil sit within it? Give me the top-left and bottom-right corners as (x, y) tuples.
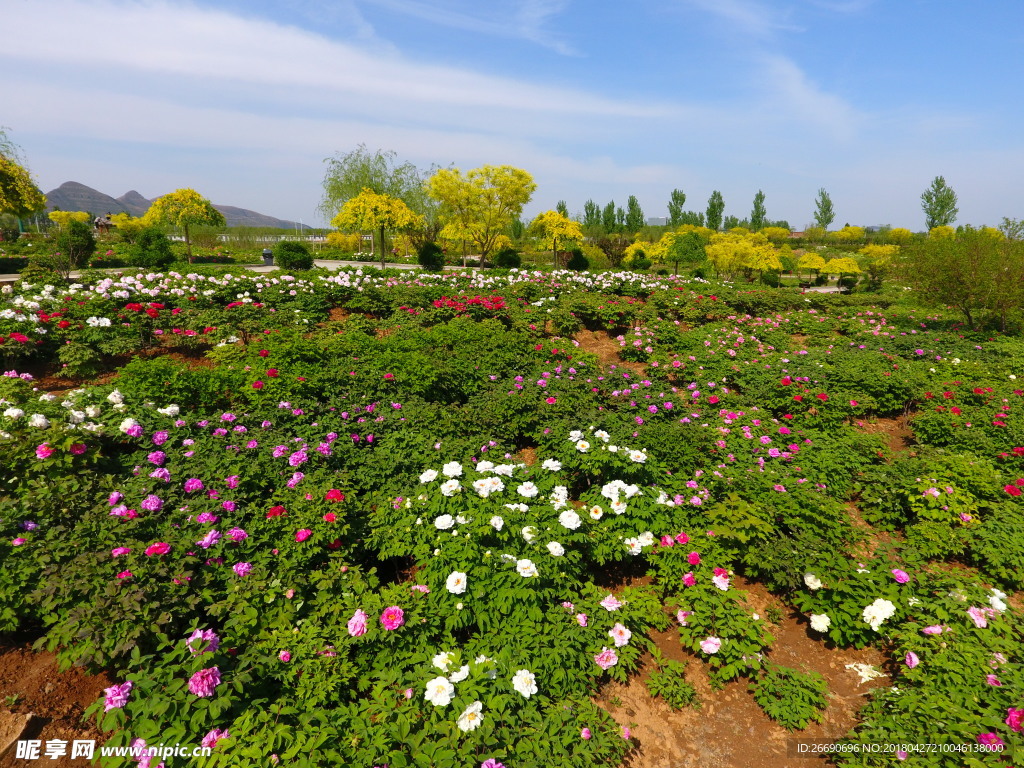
(573, 329), (647, 374)
(854, 415), (915, 457)
(0, 641), (110, 768)
(598, 579), (888, 768)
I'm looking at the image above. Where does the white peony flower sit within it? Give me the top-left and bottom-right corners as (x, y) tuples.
(448, 664), (470, 683)
(624, 537), (642, 555)
(419, 469), (439, 483)
(629, 450), (647, 463)
(610, 500), (627, 515)
(118, 417), (138, 434)
(85, 405), (102, 418)
(442, 461), (463, 478)
(542, 458), (562, 471)
(446, 571), (467, 595)
(3, 407), (25, 420)
(439, 479), (461, 497)
(106, 389), (124, 405)
(575, 440), (591, 453)
(424, 676), (455, 707)
(38, 393), (57, 402)
(608, 623), (632, 647)
(589, 505), (604, 520)
(804, 573), (823, 590)
(434, 514), (455, 530)
(432, 651), (454, 671)
(28, 413), (49, 429)
(638, 531), (655, 547)
(989, 588), (1007, 612)
(492, 464), (515, 477)
(546, 541), (565, 557)
(489, 515), (504, 531)
(476, 460), (495, 472)
(862, 598), (896, 632)
(516, 559), (539, 578)
(568, 430), (584, 442)
(511, 669), (538, 698)
(594, 430), (610, 442)
(157, 404), (180, 417)
(809, 614), (831, 632)
(517, 482), (539, 498)
(557, 510), (580, 530)
(457, 701), (484, 732)
(521, 526), (537, 543)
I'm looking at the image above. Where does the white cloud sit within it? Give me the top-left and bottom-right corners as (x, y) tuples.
(680, 0), (801, 37)
(757, 54), (860, 140)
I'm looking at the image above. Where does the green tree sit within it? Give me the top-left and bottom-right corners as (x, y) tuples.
(332, 188), (423, 269)
(921, 175), (959, 230)
(625, 195), (645, 232)
(555, 200), (569, 218)
(750, 190), (767, 231)
(142, 188), (225, 259)
(667, 189), (687, 227)
(998, 217), (1024, 241)
(0, 128), (46, 223)
(897, 226), (1024, 329)
(813, 188), (835, 230)
(582, 199), (602, 231)
(660, 229), (706, 274)
(426, 165), (536, 264)
(706, 190), (725, 231)
(529, 210), (584, 267)
(602, 200), (617, 232)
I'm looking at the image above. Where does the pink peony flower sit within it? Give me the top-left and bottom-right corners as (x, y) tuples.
(677, 609), (693, 626)
(904, 651), (919, 668)
(682, 572), (696, 587)
(145, 542), (171, 556)
(380, 606), (404, 630)
(967, 606), (991, 628)
(197, 530), (221, 549)
(687, 551), (701, 565)
(140, 494), (163, 511)
(921, 625), (944, 635)
(116, 571), (132, 579)
(581, 728), (592, 740)
(481, 761), (506, 768)
(700, 636), (722, 654)
(295, 528), (312, 543)
(985, 674), (1001, 686)
(35, 443), (54, 460)
(891, 569), (910, 584)
(111, 547), (131, 557)
(186, 629), (220, 656)
(103, 681), (132, 711)
(348, 608), (368, 636)
(184, 478), (204, 493)
(594, 647), (618, 670)
(279, 651), (291, 662)
(576, 613), (588, 627)
(599, 594), (623, 611)
(201, 729), (230, 749)
(976, 733), (1004, 750)
(188, 666), (221, 697)
(232, 562), (252, 577)
(712, 567), (730, 591)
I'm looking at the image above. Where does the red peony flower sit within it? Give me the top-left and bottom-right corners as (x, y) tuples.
(252, 381), (264, 389)
(325, 489), (345, 502)
(1004, 485), (1022, 497)
(266, 505), (286, 518)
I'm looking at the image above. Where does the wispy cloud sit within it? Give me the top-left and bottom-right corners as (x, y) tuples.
(804, 0), (875, 13)
(680, 0), (801, 38)
(757, 54), (860, 140)
(354, 0), (576, 54)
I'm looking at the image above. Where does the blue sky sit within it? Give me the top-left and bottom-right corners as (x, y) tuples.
(3, 0), (1023, 229)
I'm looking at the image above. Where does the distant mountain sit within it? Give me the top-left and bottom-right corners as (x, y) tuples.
(44, 182), (309, 230)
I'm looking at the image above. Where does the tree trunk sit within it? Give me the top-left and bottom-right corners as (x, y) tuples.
(379, 225), (386, 270)
(185, 223), (192, 261)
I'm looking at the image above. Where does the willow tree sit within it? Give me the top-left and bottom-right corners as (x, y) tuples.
(0, 128), (46, 226)
(143, 188), (225, 259)
(332, 188), (423, 270)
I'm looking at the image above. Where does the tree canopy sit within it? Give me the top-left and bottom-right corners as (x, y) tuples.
(705, 191), (725, 231)
(921, 176), (959, 230)
(528, 210), (583, 266)
(426, 165), (535, 261)
(0, 128), (46, 219)
(332, 188), (423, 269)
(142, 188), (225, 258)
(813, 188), (835, 230)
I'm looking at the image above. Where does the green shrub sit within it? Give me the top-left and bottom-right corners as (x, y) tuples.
(416, 241), (445, 272)
(274, 240), (314, 270)
(751, 665), (828, 730)
(566, 249), (589, 271)
(645, 649), (699, 710)
(127, 227), (174, 268)
(493, 247), (522, 269)
(54, 220), (96, 266)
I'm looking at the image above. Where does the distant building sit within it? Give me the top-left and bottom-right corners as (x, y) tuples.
(646, 217), (668, 227)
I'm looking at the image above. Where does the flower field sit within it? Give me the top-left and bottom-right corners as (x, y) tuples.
(1, 266), (1022, 767)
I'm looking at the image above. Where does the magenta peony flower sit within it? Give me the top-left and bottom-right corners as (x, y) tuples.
(687, 551), (701, 565)
(116, 571), (132, 579)
(976, 733), (1005, 750)
(232, 562), (252, 577)
(891, 569), (910, 584)
(184, 478), (204, 493)
(279, 651), (291, 662)
(295, 528), (312, 543)
(145, 542), (171, 556)
(347, 608), (368, 637)
(682, 572), (696, 587)
(581, 728), (592, 740)
(140, 494), (163, 512)
(481, 760), (506, 768)
(380, 606), (404, 630)
(227, 527), (248, 542)
(35, 443), (54, 460)
(1006, 708), (1024, 732)
(103, 681), (132, 711)
(985, 674), (1001, 686)
(197, 530), (221, 549)
(111, 547), (131, 557)
(188, 666), (221, 697)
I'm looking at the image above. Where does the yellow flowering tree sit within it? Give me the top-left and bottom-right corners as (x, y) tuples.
(0, 130), (46, 223)
(110, 213), (146, 244)
(528, 210), (583, 266)
(332, 188), (423, 269)
(823, 256), (862, 287)
(797, 251), (826, 282)
(858, 244), (899, 289)
(886, 227), (913, 245)
(426, 165), (535, 264)
(929, 225), (956, 240)
(47, 210), (91, 229)
(705, 231), (779, 280)
(761, 226), (791, 243)
(830, 225), (866, 244)
(143, 188), (225, 259)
